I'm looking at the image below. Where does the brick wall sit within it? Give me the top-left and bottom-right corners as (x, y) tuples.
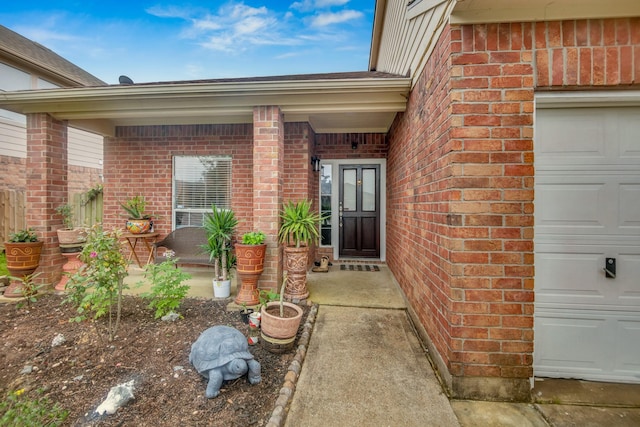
(25, 113), (67, 284)
(387, 17), (639, 401)
(68, 165), (102, 195)
(105, 124), (254, 239)
(0, 155), (25, 190)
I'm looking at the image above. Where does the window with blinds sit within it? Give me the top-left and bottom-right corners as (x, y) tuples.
(173, 156), (232, 228)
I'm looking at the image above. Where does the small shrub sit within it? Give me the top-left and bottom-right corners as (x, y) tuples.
(140, 258), (191, 319)
(0, 388), (69, 426)
(64, 225), (128, 341)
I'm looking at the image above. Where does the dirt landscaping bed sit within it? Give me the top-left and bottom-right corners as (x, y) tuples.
(0, 293), (310, 426)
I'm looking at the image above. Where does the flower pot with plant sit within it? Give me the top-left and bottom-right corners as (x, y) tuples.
(260, 274), (304, 353)
(202, 205), (238, 298)
(121, 195), (153, 234)
(4, 228), (44, 298)
(55, 203), (87, 245)
(234, 231), (267, 306)
(277, 200), (323, 300)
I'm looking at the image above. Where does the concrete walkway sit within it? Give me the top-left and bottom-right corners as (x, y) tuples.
(46, 263), (640, 426)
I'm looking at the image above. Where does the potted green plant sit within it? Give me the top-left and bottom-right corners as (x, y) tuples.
(202, 204), (238, 298)
(121, 195), (152, 234)
(55, 203), (87, 245)
(3, 227), (44, 298)
(234, 231), (267, 306)
(277, 200), (323, 300)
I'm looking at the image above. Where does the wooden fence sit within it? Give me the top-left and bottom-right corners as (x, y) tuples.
(0, 189), (26, 246)
(0, 189), (103, 248)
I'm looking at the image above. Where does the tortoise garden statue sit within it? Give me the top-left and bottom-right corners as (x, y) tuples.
(189, 325), (261, 398)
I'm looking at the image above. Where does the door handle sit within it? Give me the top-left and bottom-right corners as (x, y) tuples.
(603, 258), (616, 279)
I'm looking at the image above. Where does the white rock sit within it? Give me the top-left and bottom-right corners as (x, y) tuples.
(161, 312), (180, 322)
(51, 333), (66, 347)
(95, 380), (135, 415)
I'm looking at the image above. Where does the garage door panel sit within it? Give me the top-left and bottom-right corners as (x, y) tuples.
(620, 184), (640, 229)
(535, 103), (640, 383)
(536, 109), (608, 162)
(535, 310), (640, 382)
(616, 319), (640, 374)
(534, 313), (610, 373)
(536, 244), (640, 308)
(536, 181), (610, 231)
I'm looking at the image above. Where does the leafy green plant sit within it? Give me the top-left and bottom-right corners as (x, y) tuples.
(278, 200), (324, 248)
(55, 203), (75, 229)
(64, 225), (129, 341)
(241, 231), (266, 245)
(202, 204), (238, 281)
(0, 388), (69, 426)
(82, 184), (103, 205)
(8, 228), (38, 243)
(0, 251), (8, 276)
(258, 288), (279, 309)
(139, 258), (192, 319)
(121, 195), (150, 219)
(11, 272), (42, 309)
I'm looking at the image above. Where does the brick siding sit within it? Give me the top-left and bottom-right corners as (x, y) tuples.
(387, 18), (640, 400)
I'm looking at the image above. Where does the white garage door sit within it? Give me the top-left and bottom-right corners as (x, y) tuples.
(534, 105), (640, 383)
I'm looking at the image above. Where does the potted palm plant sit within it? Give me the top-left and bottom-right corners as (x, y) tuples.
(55, 203), (87, 245)
(202, 205), (238, 298)
(234, 231), (267, 306)
(4, 227), (43, 298)
(121, 195), (152, 234)
(277, 200), (323, 300)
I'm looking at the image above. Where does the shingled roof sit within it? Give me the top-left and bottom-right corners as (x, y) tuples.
(0, 25), (105, 87)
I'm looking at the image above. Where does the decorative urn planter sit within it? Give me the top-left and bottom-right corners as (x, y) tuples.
(126, 219), (151, 234)
(56, 228), (87, 245)
(234, 243), (267, 306)
(283, 246), (310, 300)
(4, 241), (44, 298)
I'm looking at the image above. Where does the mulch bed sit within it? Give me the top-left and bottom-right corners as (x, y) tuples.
(0, 293), (310, 426)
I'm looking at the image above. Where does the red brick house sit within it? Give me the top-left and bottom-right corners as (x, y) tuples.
(1, 0), (639, 401)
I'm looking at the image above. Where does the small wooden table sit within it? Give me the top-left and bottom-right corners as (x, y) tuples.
(121, 232), (159, 268)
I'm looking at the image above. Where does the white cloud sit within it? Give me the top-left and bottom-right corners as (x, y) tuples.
(310, 10), (363, 27)
(291, 0), (351, 12)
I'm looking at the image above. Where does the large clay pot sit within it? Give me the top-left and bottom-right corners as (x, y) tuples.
(234, 243), (267, 305)
(260, 301), (303, 340)
(4, 241), (43, 298)
(56, 228), (87, 245)
(283, 245), (309, 300)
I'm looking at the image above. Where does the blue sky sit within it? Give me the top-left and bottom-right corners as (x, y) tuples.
(1, 0), (375, 85)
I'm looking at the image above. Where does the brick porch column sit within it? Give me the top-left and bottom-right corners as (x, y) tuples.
(253, 106), (284, 292)
(25, 113), (67, 285)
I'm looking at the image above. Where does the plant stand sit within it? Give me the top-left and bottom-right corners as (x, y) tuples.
(234, 243), (267, 306)
(283, 246), (309, 300)
(55, 244), (84, 292)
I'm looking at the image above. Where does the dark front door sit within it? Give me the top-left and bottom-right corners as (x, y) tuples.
(339, 164), (380, 258)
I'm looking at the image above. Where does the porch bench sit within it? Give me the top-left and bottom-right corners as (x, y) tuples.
(152, 227), (212, 267)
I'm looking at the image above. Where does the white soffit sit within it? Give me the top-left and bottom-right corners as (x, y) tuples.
(452, 0), (640, 24)
(0, 78), (411, 135)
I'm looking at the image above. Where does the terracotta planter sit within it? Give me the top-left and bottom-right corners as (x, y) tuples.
(126, 219), (151, 234)
(4, 241), (43, 298)
(260, 301), (303, 340)
(283, 245), (309, 300)
(56, 228), (87, 245)
(234, 243), (267, 306)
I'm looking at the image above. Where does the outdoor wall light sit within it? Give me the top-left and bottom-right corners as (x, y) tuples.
(351, 140), (358, 150)
(311, 155), (321, 172)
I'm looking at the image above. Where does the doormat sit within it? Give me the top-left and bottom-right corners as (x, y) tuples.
(340, 264), (380, 272)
